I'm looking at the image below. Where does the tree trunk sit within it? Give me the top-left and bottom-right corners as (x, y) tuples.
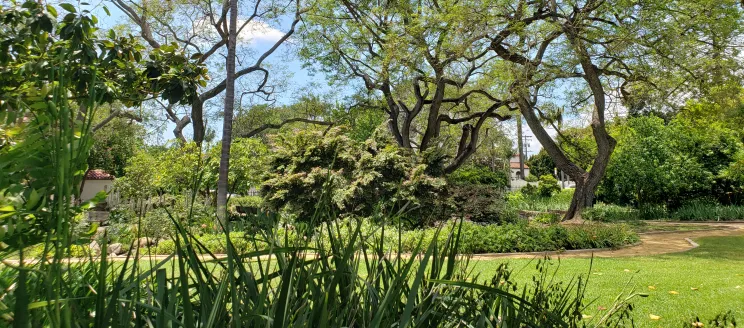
(514, 95), (609, 222)
(191, 98), (206, 145)
(216, 0), (238, 226)
(562, 154), (612, 222)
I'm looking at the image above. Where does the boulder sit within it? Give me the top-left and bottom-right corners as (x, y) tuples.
(107, 243), (124, 255)
(89, 241), (101, 255)
(93, 226), (107, 240)
(137, 237), (157, 248)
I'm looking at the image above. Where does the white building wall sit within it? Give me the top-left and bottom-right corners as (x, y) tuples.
(80, 180), (114, 202)
(510, 168), (530, 180)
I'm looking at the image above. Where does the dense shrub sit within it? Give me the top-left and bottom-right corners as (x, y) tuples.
(600, 115), (742, 208)
(520, 183), (538, 196)
(401, 221), (638, 253)
(533, 212), (560, 224)
(447, 185), (517, 224)
(262, 127), (447, 226)
(526, 149), (556, 179)
(508, 189), (573, 212)
(583, 203), (639, 222)
(448, 165), (508, 187)
(537, 174), (561, 197)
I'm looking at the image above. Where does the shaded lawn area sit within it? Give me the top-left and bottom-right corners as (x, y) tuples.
(472, 236), (744, 326)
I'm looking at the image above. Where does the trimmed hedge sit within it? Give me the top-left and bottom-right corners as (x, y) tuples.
(399, 221), (638, 253)
(70, 220), (638, 256)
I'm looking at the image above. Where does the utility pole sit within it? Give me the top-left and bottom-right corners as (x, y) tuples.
(517, 114), (525, 179)
(522, 135), (532, 158)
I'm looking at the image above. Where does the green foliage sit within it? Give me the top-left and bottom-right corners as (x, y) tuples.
(401, 221), (639, 254)
(70, 219), (639, 257)
(599, 115), (737, 207)
(115, 138), (268, 204)
(447, 185), (517, 224)
(537, 175), (561, 197)
(508, 189), (574, 212)
(583, 203), (640, 222)
(0, 0), (204, 251)
(582, 201), (744, 222)
(87, 106), (145, 177)
(262, 127), (447, 226)
(448, 165), (508, 187)
(521, 184), (538, 196)
(533, 212), (560, 224)
(207, 138), (269, 195)
(526, 149), (556, 179)
(1, 216), (642, 327)
(671, 202), (744, 221)
(114, 142), (205, 200)
(638, 204), (668, 220)
(557, 127), (597, 171)
(228, 195), (263, 209)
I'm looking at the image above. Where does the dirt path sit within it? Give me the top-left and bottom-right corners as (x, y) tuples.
(470, 222), (744, 260)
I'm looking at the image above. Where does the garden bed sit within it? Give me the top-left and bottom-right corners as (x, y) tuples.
(21, 221), (640, 258)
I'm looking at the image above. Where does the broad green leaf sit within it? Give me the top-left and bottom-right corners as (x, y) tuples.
(59, 3), (76, 13)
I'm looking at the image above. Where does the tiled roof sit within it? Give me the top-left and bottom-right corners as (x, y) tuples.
(509, 162), (529, 169)
(85, 169), (115, 180)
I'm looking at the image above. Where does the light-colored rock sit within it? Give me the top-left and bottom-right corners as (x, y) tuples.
(137, 237), (157, 248)
(107, 243), (123, 255)
(89, 241), (101, 255)
(93, 226), (107, 240)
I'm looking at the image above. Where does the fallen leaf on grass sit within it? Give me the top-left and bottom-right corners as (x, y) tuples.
(692, 322), (704, 327)
(690, 287), (699, 291)
(582, 314), (593, 319)
(649, 314), (661, 320)
(598, 306), (607, 311)
(624, 269), (630, 272)
(736, 286), (741, 289)
(669, 290), (679, 295)
(648, 285), (657, 290)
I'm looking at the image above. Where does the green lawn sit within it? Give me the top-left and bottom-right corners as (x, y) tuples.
(473, 236), (744, 326)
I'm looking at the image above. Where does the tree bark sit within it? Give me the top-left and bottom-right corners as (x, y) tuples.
(191, 98), (206, 145)
(216, 0), (238, 226)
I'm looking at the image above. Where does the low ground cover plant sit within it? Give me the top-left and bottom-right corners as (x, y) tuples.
(68, 219), (640, 256)
(508, 188), (575, 212)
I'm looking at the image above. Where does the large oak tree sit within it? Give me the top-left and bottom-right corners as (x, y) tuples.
(301, 0), (513, 174)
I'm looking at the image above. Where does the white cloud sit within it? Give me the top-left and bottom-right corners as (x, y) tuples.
(236, 20), (285, 44)
(192, 18), (285, 45)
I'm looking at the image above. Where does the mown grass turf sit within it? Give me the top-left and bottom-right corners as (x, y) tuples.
(473, 235), (744, 327)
